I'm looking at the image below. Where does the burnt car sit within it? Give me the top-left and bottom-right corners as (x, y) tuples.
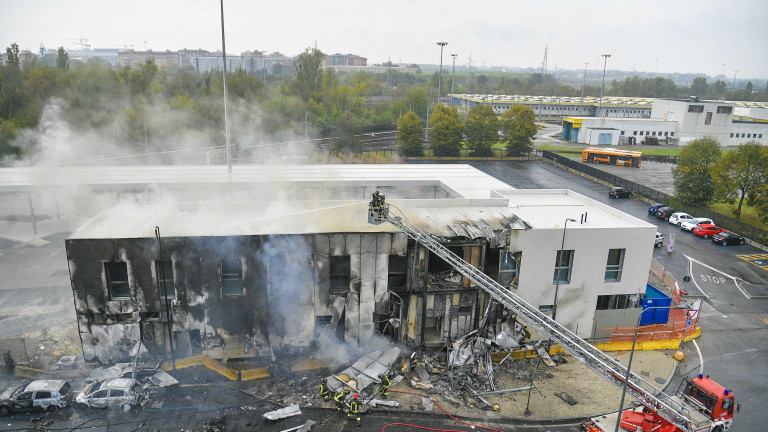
(76, 378), (143, 410)
(0, 380), (72, 416)
(712, 232), (746, 246)
(608, 187), (632, 199)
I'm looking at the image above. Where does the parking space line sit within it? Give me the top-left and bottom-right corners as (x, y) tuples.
(736, 254), (768, 272)
(684, 254), (750, 299)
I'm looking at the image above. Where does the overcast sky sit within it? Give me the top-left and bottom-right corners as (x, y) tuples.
(1, 0), (766, 79)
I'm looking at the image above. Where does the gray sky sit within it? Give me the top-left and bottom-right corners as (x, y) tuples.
(1, 0), (766, 79)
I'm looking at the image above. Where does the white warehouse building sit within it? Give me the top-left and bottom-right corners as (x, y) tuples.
(562, 98), (768, 147)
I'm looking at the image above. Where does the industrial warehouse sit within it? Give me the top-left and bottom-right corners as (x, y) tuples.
(50, 164), (658, 365)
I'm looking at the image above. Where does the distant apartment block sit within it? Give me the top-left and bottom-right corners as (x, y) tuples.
(118, 50), (182, 69)
(324, 53), (367, 67)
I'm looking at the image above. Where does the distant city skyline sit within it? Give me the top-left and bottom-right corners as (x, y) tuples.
(1, 0), (766, 79)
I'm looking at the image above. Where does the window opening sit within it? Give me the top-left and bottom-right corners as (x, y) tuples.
(553, 250), (574, 284)
(221, 258), (243, 296)
(605, 249), (625, 282)
(105, 262), (130, 299)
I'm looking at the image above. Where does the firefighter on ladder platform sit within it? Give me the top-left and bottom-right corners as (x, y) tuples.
(347, 393), (361, 426)
(333, 389), (349, 411)
(318, 377), (330, 401)
(379, 373), (392, 398)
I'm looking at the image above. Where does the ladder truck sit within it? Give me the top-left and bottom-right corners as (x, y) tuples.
(367, 192), (738, 432)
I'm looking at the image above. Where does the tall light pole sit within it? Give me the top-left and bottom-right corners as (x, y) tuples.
(436, 42), (448, 104)
(581, 62), (589, 98)
(721, 64), (726, 78)
(219, 0), (232, 173)
(552, 218), (577, 322)
(614, 305), (686, 432)
(733, 70), (739, 90)
(598, 54), (611, 118)
(451, 53), (458, 96)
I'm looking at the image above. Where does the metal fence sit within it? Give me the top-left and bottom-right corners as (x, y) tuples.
(355, 148), (540, 160)
(541, 150), (768, 244)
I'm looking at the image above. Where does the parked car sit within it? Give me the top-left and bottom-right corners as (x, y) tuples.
(655, 207), (678, 221)
(648, 203), (665, 216)
(668, 212), (696, 226)
(655, 232), (664, 248)
(0, 380), (72, 416)
(693, 224), (727, 239)
(76, 378), (143, 410)
(712, 232), (746, 246)
(680, 217), (715, 232)
(608, 187), (632, 199)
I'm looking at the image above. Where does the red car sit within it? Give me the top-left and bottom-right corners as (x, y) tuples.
(693, 224), (727, 239)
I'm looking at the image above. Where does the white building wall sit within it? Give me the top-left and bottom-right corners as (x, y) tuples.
(508, 224), (656, 339)
(577, 118), (676, 145)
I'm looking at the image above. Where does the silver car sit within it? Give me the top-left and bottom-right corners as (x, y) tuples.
(76, 378), (142, 410)
(0, 380), (72, 416)
(680, 217), (715, 232)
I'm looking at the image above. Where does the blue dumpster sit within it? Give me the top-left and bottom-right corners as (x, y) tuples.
(640, 284), (672, 325)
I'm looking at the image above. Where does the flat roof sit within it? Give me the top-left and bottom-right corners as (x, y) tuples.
(0, 164), (512, 198)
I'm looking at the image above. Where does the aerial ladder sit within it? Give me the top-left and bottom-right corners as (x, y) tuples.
(368, 192), (737, 432)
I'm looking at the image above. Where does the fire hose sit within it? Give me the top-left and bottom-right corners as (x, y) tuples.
(380, 390), (509, 432)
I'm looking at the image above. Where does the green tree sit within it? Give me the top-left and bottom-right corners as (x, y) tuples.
(5, 43), (19, 67)
(712, 142), (768, 218)
(396, 110), (423, 157)
(292, 47), (324, 102)
(56, 47), (69, 70)
(499, 105), (537, 156)
(464, 104), (498, 156)
(672, 137), (721, 204)
(690, 77), (707, 96)
(428, 105), (463, 157)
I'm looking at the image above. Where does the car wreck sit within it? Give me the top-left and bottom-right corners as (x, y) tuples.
(0, 380), (72, 416)
(75, 378), (143, 410)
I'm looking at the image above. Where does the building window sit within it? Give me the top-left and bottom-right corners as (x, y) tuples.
(639, 131), (644, 135)
(730, 133), (734, 138)
(553, 250), (574, 284)
(538, 304), (554, 315)
(670, 132), (675, 136)
(646, 131), (650, 136)
(760, 134), (763, 138)
(221, 258), (243, 296)
(717, 106), (732, 114)
(633, 131), (637, 136)
(595, 294), (641, 310)
(747, 134), (752, 138)
(388, 255), (408, 289)
(605, 249), (625, 282)
(741, 133), (745, 138)
(155, 260), (175, 298)
(664, 132), (668, 136)
(330, 256), (351, 294)
(705, 112), (712, 125)
(620, 131), (625, 135)
(499, 251), (521, 287)
(688, 105), (704, 113)
(105, 262), (130, 299)
(652, 131), (656, 136)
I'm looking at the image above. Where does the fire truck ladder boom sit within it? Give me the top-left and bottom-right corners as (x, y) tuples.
(369, 196), (693, 432)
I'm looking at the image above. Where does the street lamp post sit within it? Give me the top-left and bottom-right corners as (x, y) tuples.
(552, 218), (577, 322)
(733, 70), (739, 90)
(598, 54), (611, 118)
(451, 53), (458, 96)
(614, 305), (686, 432)
(582, 62), (588, 98)
(219, 0), (232, 174)
(436, 42), (448, 103)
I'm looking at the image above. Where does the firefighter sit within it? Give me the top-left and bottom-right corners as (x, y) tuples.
(347, 393), (361, 425)
(333, 389), (349, 411)
(318, 377), (330, 401)
(379, 373), (392, 398)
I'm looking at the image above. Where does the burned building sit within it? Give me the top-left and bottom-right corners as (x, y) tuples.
(59, 165), (656, 365)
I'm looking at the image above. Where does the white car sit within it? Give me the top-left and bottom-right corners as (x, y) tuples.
(680, 217), (715, 232)
(76, 378), (142, 410)
(655, 232), (664, 248)
(668, 212), (695, 226)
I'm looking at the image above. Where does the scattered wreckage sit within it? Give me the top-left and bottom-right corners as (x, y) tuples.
(0, 380), (72, 416)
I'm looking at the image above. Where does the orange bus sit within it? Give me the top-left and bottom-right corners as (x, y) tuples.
(581, 147), (642, 168)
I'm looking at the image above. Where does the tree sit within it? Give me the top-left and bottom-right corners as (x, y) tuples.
(690, 77), (707, 96)
(711, 142), (768, 218)
(672, 137), (721, 204)
(464, 104), (498, 156)
(56, 47), (69, 70)
(5, 43), (19, 67)
(292, 47), (324, 102)
(428, 105), (463, 157)
(396, 110), (423, 157)
(499, 105), (537, 156)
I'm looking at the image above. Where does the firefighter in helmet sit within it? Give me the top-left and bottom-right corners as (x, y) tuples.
(333, 389), (349, 411)
(347, 393), (361, 425)
(318, 377), (330, 401)
(379, 373), (392, 398)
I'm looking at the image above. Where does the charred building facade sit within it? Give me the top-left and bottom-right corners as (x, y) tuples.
(56, 165), (657, 365)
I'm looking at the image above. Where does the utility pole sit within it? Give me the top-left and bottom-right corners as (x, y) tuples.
(582, 62), (589, 98)
(598, 54), (611, 118)
(733, 70), (739, 89)
(451, 53), (458, 96)
(219, 0), (232, 174)
(436, 42), (448, 104)
(540, 44), (548, 74)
